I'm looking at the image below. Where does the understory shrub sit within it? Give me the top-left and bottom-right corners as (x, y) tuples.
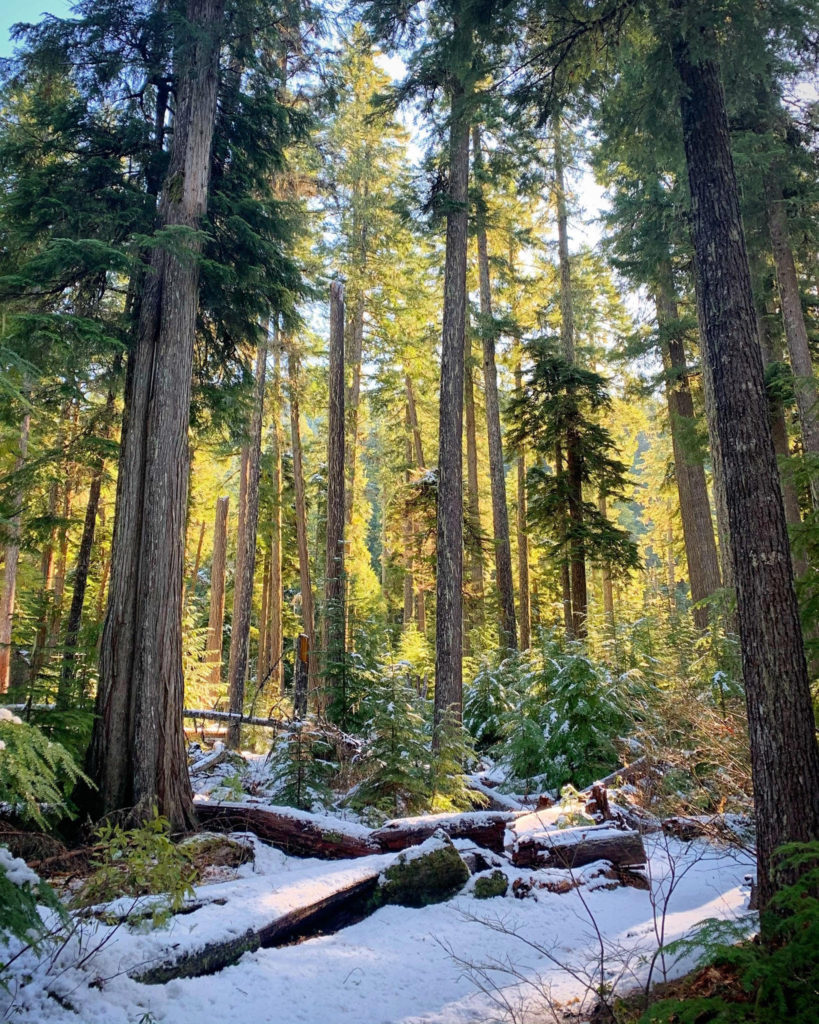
(0, 709), (89, 827)
(73, 809), (198, 927)
(266, 719), (336, 811)
(639, 842), (819, 1024)
(1, 847), (65, 976)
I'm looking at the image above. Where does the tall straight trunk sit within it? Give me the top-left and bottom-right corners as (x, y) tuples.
(463, 329), (485, 624)
(515, 366), (531, 649)
(89, 0), (224, 828)
(48, 477), (73, 651)
(472, 125), (516, 650)
(59, 388), (117, 705)
(258, 549), (271, 683)
(671, 20), (819, 911)
(555, 443), (573, 637)
(655, 267), (721, 628)
(554, 120), (587, 637)
(184, 520), (206, 611)
(269, 336), (283, 694)
(227, 338), (268, 749)
(405, 375), (426, 468)
(206, 496), (230, 695)
(566, 435), (587, 636)
(755, 300), (805, 575)
(767, 174), (819, 509)
(287, 342), (317, 702)
(435, 65), (471, 732)
(344, 300), (365, 528)
(598, 493), (615, 624)
(403, 410), (415, 628)
(324, 281), (346, 713)
(29, 478), (58, 685)
(0, 413), (30, 693)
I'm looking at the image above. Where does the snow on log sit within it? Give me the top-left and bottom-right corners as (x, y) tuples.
(371, 811), (519, 854)
(510, 823), (647, 870)
(133, 872), (380, 984)
(195, 800), (380, 858)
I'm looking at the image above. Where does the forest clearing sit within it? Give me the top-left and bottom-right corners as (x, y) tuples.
(1, 1), (818, 1022)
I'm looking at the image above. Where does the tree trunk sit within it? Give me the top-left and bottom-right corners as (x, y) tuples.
(287, 341), (317, 701)
(555, 444), (574, 638)
(0, 413), (30, 693)
(405, 375), (426, 469)
(324, 281), (346, 716)
(755, 300), (805, 575)
(516, 368), (531, 649)
(258, 549), (271, 684)
(767, 173), (819, 509)
(207, 497), (230, 696)
(184, 520), (206, 612)
(463, 328), (485, 626)
(270, 333), (283, 695)
(472, 125), (516, 650)
(654, 267), (721, 628)
(227, 338), (268, 749)
(554, 120), (587, 637)
(671, 22), (819, 911)
(598, 493), (615, 625)
(403, 410), (415, 629)
(435, 68), (471, 732)
(89, 0), (224, 828)
(344, 300), (365, 528)
(59, 389), (117, 705)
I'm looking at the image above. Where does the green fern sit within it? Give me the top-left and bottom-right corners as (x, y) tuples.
(0, 714), (90, 827)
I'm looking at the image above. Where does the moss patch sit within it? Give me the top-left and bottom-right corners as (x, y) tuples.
(473, 869), (509, 899)
(375, 833), (469, 908)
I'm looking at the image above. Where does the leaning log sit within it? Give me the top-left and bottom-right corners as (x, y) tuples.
(511, 823), (647, 870)
(133, 872), (380, 984)
(195, 801), (380, 859)
(372, 811), (518, 854)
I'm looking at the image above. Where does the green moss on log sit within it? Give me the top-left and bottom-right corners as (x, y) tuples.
(375, 834), (469, 908)
(473, 869), (509, 899)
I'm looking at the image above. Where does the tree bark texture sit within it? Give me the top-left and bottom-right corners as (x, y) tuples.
(435, 80), (470, 731)
(206, 496), (230, 695)
(227, 339), (268, 748)
(0, 413), (30, 693)
(672, 27), (819, 909)
(463, 329), (485, 628)
(767, 174), (819, 509)
(344, 300), (365, 528)
(472, 125), (516, 650)
(287, 342), (317, 701)
(654, 270), (721, 628)
(89, 0), (224, 828)
(554, 122), (587, 637)
(516, 365), (531, 650)
(324, 281), (346, 710)
(59, 389), (117, 705)
(269, 334), (283, 694)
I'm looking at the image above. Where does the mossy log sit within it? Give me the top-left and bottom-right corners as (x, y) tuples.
(372, 811), (517, 854)
(511, 824), (647, 870)
(195, 802), (380, 858)
(132, 873), (380, 984)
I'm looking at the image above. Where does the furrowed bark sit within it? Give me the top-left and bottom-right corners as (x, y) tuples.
(655, 266), (721, 628)
(472, 125), (516, 650)
(90, 0), (224, 828)
(206, 496), (230, 696)
(0, 413), (30, 693)
(228, 339), (268, 748)
(671, 20), (819, 911)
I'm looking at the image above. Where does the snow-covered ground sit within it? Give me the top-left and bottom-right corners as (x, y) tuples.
(3, 831), (754, 1024)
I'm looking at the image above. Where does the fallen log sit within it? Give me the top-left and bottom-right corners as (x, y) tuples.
(195, 801), (380, 859)
(372, 811), (518, 854)
(511, 823), (647, 870)
(133, 872), (380, 984)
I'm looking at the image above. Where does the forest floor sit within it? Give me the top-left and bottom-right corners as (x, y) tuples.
(2, 755), (755, 1024)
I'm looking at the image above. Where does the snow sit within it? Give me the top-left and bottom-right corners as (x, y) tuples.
(2, 832), (754, 1024)
(0, 846), (40, 888)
